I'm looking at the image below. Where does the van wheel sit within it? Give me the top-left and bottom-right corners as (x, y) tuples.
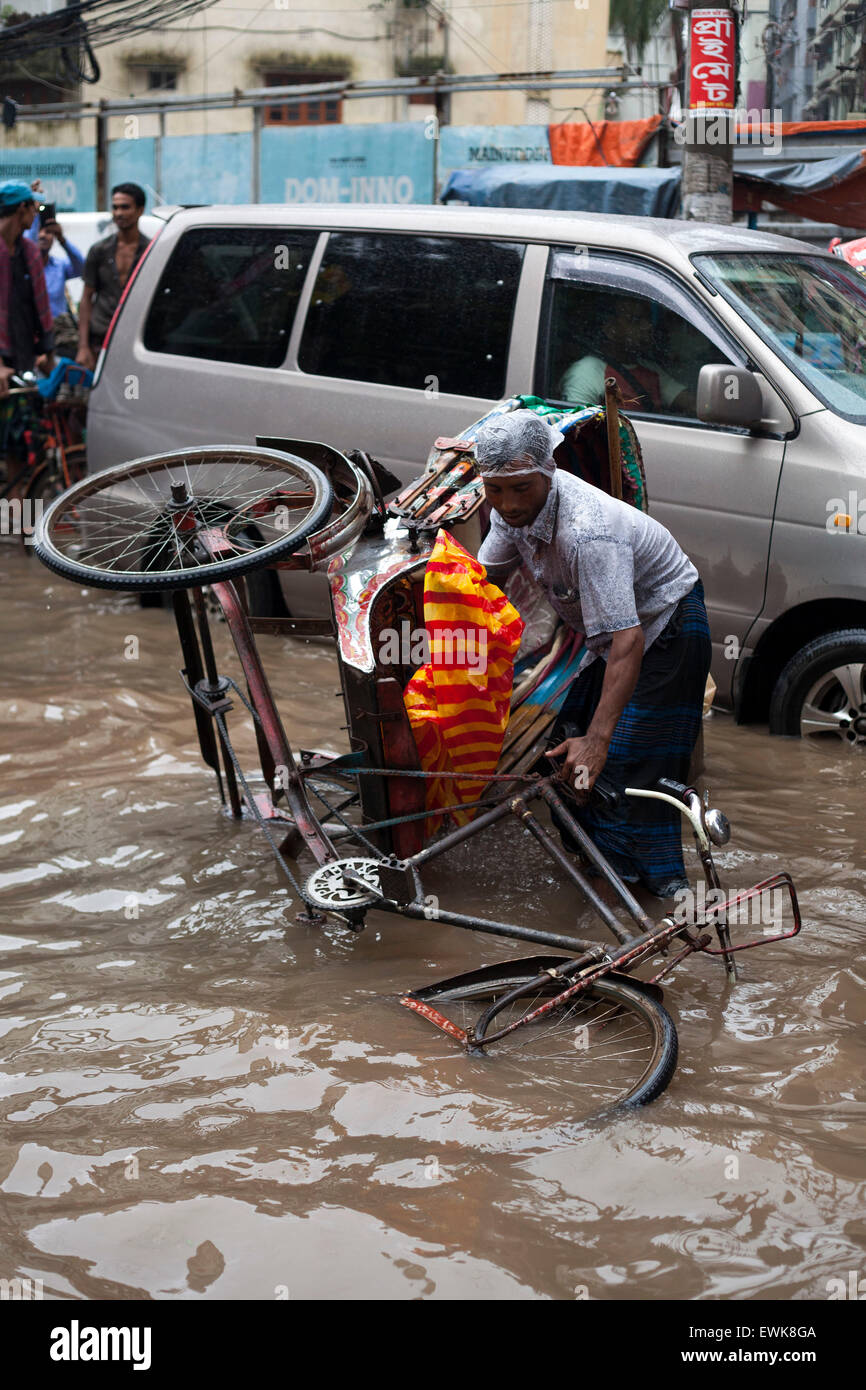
(769, 629), (866, 746)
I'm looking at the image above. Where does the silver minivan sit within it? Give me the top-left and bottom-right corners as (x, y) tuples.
(88, 204), (866, 752)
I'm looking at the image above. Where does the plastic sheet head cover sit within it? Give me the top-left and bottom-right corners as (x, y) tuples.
(474, 409), (562, 480)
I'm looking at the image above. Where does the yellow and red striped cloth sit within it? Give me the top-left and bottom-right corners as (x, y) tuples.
(404, 529), (524, 831)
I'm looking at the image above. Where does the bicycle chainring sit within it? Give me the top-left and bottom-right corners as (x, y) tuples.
(302, 857), (383, 910)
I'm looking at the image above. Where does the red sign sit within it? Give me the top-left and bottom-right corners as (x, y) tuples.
(689, 7), (736, 111)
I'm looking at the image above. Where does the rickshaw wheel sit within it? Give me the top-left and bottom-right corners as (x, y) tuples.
(32, 446), (333, 591)
(412, 973), (678, 1116)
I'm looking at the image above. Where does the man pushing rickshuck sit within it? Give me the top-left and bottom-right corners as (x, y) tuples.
(475, 410), (712, 901)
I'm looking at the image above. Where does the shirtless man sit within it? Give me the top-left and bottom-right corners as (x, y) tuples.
(76, 183), (150, 370)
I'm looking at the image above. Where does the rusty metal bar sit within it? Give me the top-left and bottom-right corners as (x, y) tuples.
(208, 578), (339, 866)
(397, 898), (605, 955)
(604, 376), (624, 501)
(172, 589), (225, 805)
(404, 785), (529, 868)
(513, 802), (633, 945)
(540, 784), (655, 935)
(192, 588), (242, 819)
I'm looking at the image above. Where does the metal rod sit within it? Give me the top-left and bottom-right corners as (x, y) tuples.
(479, 917), (683, 1045)
(604, 376), (624, 501)
(192, 588), (221, 690)
(540, 784), (656, 935)
(172, 589), (225, 805)
(515, 803), (633, 945)
(209, 579), (338, 866)
(12, 71), (669, 121)
(189, 588), (242, 818)
(397, 900), (603, 955)
(405, 788), (525, 868)
(251, 105), (262, 204)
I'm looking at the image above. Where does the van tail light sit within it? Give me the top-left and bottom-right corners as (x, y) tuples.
(91, 230), (160, 389)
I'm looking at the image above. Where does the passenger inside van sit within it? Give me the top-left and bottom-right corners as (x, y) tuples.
(558, 293), (693, 415)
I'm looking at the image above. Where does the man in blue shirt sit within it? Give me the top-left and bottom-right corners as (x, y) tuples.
(24, 212), (85, 360)
(26, 213), (85, 317)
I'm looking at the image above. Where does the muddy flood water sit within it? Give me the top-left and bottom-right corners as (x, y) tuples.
(1, 546), (864, 1302)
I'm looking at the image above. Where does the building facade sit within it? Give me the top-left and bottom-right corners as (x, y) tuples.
(1, 0), (612, 144)
(808, 0), (866, 118)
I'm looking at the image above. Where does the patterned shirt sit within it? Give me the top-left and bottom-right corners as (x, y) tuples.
(478, 471), (699, 672)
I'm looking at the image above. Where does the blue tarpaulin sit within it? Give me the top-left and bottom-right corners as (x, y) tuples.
(441, 163), (682, 217)
(737, 151), (864, 193)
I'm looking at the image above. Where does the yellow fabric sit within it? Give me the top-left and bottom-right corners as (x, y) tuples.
(404, 529), (524, 833)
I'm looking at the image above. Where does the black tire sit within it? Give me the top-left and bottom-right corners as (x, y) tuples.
(769, 628), (866, 746)
(135, 557), (289, 616)
(419, 971), (678, 1116)
(32, 446), (333, 592)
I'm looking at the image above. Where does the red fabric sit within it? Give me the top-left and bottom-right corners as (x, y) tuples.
(835, 235), (866, 267)
(770, 119), (866, 136)
(605, 363), (663, 412)
(0, 234), (53, 357)
(549, 116), (662, 168)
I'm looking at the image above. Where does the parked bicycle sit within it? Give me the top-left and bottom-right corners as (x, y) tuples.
(0, 361), (91, 542)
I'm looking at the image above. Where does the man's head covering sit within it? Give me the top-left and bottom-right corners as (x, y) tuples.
(474, 409), (562, 480)
(0, 181), (35, 210)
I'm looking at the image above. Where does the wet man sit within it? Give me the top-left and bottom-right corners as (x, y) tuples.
(76, 183), (150, 369)
(475, 409), (711, 898)
(0, 181), (55, 397)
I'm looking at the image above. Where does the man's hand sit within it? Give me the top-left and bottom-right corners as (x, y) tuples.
(29, 179), (43, 195)
(76, 346), (95, 371)
(547, 731), (610, 795)
(0, 364), (16, 398)
(43, 218), (64, 243)
(36, 353), (56, 376)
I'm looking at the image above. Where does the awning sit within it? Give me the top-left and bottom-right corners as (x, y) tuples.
(734, 150), (866, 224)
(440, 163), (682, 217)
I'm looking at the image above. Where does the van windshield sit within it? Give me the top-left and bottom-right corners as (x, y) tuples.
(692, 251), (866, 421)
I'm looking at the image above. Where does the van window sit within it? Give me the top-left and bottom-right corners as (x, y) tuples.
(693, 251), (866, 423)
(298, 232), (523, 396)
(538, 250), (739, 420)
(143, 228), (317, 367)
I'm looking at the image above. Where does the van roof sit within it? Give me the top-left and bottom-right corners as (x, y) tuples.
(159, 203), (821, 258)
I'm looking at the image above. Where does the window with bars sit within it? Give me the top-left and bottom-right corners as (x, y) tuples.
(263, 70), (345, 126)
(147, 67), (178, 91)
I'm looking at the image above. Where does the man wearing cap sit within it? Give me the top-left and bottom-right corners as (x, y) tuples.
(0, 180), (54, 397)
(475, 408), (711, 898)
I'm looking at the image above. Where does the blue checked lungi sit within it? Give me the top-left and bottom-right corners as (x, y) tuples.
(549, 579), (711, 897)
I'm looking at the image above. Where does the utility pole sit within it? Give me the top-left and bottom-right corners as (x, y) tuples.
(680, 0), (737, 222)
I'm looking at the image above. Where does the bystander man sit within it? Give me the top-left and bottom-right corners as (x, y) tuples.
(0, 181), (55, 398)
(76, 183), (150, 369)
(25, 212), (85, 358)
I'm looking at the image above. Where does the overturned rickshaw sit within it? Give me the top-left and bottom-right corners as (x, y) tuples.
(34, 393), (802, 1123)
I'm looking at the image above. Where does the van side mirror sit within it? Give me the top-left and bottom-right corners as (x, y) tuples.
(696, 364), (763, 428)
